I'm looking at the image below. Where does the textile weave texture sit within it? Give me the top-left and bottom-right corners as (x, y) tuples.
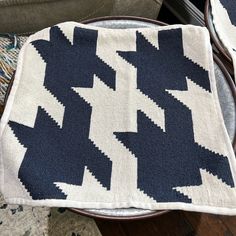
(0, 22), (236, 215)
(0, 193), (101, 236)
(210, 0), (236, 81)
(0, 34), (101, 236)
(0, 35), (27, 106)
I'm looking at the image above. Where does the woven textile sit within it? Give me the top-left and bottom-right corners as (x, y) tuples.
(211, 0), (236, 80)
(0, 35), (27, 106)
(0, 193), (101, 236)
(0, 22), (236, 214)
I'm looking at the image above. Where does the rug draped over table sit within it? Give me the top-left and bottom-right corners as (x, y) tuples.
(0, 22), (236, 215)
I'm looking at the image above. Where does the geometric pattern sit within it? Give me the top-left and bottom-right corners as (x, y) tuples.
(1, 22), (236, 214)
(115, 28), (234, 203)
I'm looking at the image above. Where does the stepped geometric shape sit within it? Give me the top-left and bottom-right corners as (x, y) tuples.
(175, 169), (236, 207)
(32, 26), (116, 102)
(115, 28), (234, 202)
(9, 26), (115, 199)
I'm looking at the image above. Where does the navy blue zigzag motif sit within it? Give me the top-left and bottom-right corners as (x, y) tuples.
(9, 26), (115, 200)
(115, 28), (234, 203)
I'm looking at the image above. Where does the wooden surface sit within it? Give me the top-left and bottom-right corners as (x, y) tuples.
(95, 211), (236, 236)
(0, 105), (3, 115)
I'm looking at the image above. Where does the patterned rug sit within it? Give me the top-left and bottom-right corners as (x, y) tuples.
(0, 34), (27, 106)
(1, 22), (236, 215)
(0, 193), (101, 236)
(0, 34), (101, 236)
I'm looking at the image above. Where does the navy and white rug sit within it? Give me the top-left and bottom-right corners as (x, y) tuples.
(211, 0), (236, 80)
(0, 22), (236, 215)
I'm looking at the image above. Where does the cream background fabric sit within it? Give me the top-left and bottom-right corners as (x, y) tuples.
(0, 22), (236, 215)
